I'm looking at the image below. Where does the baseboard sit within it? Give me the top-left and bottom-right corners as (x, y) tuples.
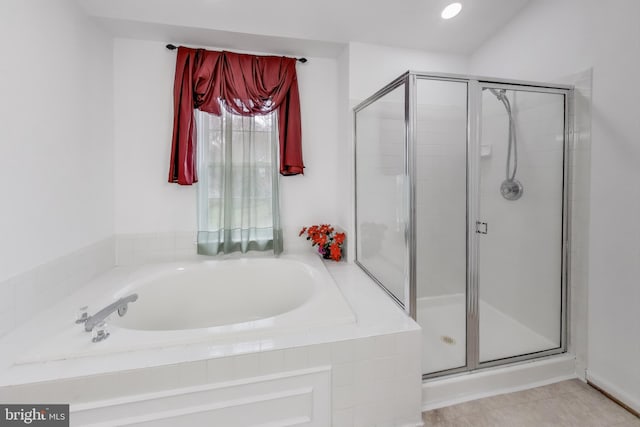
(587, 371), (640, 416)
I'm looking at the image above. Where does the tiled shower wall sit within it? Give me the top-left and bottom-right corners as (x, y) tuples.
(479, 89), (566, 344)
(414, 84), (467, 300)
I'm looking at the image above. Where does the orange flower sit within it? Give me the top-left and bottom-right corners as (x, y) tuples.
(329, 242), (342, 261)
(317, 234), (328, 246)
(299, 224), (346, 262)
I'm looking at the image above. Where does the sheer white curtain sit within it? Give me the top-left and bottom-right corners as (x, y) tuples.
(196, 105), (282, 255)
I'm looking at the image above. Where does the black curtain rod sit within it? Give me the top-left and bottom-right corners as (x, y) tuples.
(165, 44), (307, 63)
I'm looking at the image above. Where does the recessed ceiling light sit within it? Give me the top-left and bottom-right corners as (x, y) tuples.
(441, 2), (462, 19)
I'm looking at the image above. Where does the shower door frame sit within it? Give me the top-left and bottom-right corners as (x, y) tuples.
(353, 71), (574, 380)
(464, 78), (572, 377)
(353, 74), (415, 316)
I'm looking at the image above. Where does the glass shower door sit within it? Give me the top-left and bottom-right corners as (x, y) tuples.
(354, 72), (571, 379)
(354, 81), (410, 310)
(415, 78), (468, 375)
(477, 86), (567, 363)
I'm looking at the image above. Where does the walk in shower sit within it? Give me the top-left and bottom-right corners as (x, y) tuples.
(354, 72), (571, 378)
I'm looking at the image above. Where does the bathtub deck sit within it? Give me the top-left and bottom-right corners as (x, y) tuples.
(0, 258), (423, 427)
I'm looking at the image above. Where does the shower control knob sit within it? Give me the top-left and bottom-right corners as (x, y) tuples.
(500, 179), (524, 201)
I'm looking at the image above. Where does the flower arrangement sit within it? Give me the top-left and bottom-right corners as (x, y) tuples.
(299, 224), (346, 261)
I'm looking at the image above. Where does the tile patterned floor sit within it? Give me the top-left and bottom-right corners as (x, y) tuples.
(422, 379), (640, 427)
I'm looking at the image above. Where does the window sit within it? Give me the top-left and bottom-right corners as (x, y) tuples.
(196, 105), (282, 255)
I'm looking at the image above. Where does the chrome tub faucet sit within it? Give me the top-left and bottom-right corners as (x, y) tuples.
(81, 294), (139, 333)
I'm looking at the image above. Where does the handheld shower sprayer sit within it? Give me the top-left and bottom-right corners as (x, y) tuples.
(488, 88), (523, 201)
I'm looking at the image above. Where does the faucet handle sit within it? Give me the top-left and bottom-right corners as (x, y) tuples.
(75, 306), (89, 324)
(91, 321), (110, 343)
(117, 304), (129, 317)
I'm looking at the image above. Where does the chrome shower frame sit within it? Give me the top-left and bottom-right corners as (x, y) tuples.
(353, 71), (573, 380)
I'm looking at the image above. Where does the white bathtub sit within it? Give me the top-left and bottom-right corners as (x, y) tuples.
(19, 255), (356, 364)
(0, 254), (424, 427)
(112, 258), (317, 331)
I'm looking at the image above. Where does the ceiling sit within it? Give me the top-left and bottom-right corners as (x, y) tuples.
(77, 0), (531, 57)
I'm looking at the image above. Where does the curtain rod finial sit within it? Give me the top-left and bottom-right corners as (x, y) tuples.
(298, 57), (307, 63)
(166, 44), (178, 50)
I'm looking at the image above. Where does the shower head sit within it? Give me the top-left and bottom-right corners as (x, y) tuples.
(489, 88), (507, 102)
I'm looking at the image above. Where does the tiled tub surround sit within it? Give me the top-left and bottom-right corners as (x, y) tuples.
(16, 255), (356, 363)
(0, 258), (422, 426)
(115, 232), (197, 266)
(0, 238), (115, 338)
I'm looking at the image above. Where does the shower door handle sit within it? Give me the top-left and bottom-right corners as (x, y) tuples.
(476, 221), (488, 235)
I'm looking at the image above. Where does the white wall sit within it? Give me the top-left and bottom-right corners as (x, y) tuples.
(471, 0), (640, 411)
(335, 47), (352, 259)
(280, 54), (340, 250)
(343, 42), (469, 264)
(112, 39), (469, 266)
(0, 0), (114, 282)
(113, 39), (195, 235)
(348, 42), (469, 102)
(113, 39), (341, 252)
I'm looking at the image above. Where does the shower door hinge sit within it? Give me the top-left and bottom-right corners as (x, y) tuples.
(476, 221), (488, 234)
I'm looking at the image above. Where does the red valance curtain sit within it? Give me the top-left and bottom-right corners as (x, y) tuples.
(169, 47), (304, 185)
